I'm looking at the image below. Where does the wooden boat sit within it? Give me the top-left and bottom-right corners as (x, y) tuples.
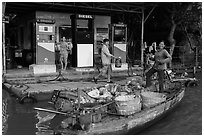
(35, 79), (185, 135)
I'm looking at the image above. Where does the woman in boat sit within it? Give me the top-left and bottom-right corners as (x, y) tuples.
(145, 41), (172, 92)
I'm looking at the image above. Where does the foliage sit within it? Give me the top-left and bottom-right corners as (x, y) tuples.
(160, 2), (202, 67)
(181, 2), (202, 36)
(163, 2), (202, 41)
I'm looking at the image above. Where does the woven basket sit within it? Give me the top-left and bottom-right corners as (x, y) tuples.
(55, 98), (74, 112)
(114, 95), (141, 116)
(141, 92), (166, 108)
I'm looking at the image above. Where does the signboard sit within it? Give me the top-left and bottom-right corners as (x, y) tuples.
(36, 18), (55, 24)
(113, 24), (127, 27)
(39, 25), (53, 33)
(76, 14), (94, 19)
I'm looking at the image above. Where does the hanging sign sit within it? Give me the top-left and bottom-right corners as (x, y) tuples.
(76, 14), (94, 19)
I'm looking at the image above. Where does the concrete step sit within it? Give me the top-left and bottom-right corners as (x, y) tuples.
(4, 68), (143, 84)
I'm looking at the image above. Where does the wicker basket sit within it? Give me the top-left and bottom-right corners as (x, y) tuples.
(141, 92), (166, 108)
(55, 98), (74, 112)
(114, 95), (141, 116)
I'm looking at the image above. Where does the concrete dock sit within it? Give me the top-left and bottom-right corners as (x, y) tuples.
(3, 66), (143, 102)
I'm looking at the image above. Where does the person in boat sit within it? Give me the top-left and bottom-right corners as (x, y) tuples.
(59, 37), (73, 71)
(149, 42), (157, 55)
(93, 39), (117, 83)
(148, 42), (157, 68)
(144, 42), (157, 71)
(145, 41), (172, 92)
(143, 42), (149, 69)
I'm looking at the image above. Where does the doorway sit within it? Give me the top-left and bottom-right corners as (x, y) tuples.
(57, 26), (72, 68)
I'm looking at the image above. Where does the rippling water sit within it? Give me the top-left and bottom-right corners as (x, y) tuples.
(138, 72), (202, 135)
(2, 72), (202, 135)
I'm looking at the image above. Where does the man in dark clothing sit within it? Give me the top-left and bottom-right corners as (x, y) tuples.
(145, 41), (172, 92)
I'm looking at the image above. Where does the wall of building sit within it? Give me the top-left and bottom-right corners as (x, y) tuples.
(36, 11), (111, 54)
(36, 11), (72, 42)
(94, 15), (111, 54)
(12, 12), (35, 50)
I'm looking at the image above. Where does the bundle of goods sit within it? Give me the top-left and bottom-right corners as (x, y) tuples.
(115, 57), (122, 68)
(51, 90), (75, 112)
(126, 78), (145, 95)
(87, 87), (113, 102)
(51, 89), (96, 112)
(75, 89), (96, 104)
(55, 98), (74, 112)
(104, 84), (121, 96)
(114, 95), (141, 116)
(140, 92), (166, 108)
(60, 101), (114, 130)
(126, 76), (144, 86)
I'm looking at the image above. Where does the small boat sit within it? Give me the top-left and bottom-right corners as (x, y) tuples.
(34, 78), (186, 135)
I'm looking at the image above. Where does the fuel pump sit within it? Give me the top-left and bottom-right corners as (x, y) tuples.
(109, 24), (127, 63)
(70, 14), (94, 67)
(35, 19), (55, 65)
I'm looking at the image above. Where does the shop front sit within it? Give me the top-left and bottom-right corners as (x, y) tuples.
(4, 11), (113, 73)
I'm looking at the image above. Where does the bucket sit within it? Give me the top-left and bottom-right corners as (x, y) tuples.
(114, 95), (141, 116)
(115, 57), (122, 68)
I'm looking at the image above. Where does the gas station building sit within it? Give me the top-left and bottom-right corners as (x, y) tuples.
(2, 2), (156, 74)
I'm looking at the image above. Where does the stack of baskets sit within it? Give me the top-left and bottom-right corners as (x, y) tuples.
(114, 95), (141, 116)
(141, 92), (166, 108)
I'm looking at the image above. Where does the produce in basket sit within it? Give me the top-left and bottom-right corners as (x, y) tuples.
(87, 88), (100, 98)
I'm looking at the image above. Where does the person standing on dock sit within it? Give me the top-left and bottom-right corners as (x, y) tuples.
(67, 38), (73, 68)
(145, 41), (172, 92)
(93, 39), (117, 83)
(59, 37), (72, 71)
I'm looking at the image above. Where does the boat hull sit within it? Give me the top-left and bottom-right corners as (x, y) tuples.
(55, 88), (185, 135)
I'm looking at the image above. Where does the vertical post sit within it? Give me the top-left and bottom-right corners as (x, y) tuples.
(141, 8), (144, 73)
(2, 22), (6, 74)
(77, 88), (81, 110)
(2, 2), (6, 74)
(195, 47), (198, 67)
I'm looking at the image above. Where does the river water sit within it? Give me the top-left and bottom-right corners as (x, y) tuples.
(2, 72), (202, 135)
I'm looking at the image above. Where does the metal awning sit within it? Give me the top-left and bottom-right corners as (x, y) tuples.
(5, 2), (157, 15)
